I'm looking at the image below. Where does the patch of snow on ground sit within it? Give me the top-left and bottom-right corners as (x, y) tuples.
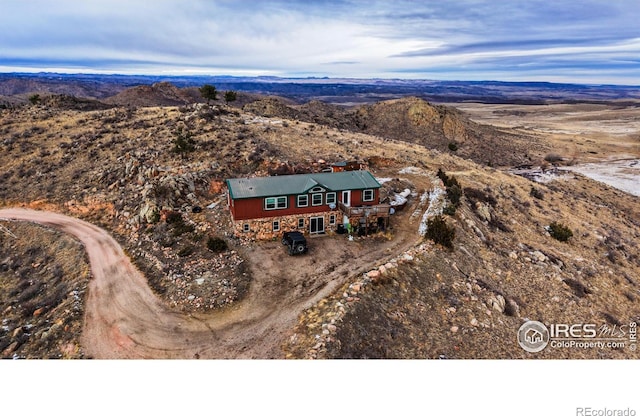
(508, 167), (570, 184)
(563, 159), (640, 197)
(399, 166), (429, 176)
(376, 177), (393, 184)
(411, 192), (430, 219)
(418, 186), (446, 236)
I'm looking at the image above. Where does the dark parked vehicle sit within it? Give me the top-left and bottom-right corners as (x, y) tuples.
(281, 231), (308, 255)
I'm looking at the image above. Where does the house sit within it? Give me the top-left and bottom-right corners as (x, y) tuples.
(226, 170), (390, 239)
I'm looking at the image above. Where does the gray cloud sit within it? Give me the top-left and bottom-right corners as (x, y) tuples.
(0, 0), (638, 84)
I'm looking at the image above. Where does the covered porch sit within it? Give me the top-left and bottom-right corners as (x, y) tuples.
(338, 202), (391, 235)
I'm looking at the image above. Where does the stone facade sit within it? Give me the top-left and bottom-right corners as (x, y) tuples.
(232, 210), (342, 240)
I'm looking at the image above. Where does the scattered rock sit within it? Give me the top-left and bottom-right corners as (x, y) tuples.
(450, 326), (459, 333)
(488, 295), (506, 313)
(531, 250), (547, 263)
(3, 341), (19, 356)
(476, 202), (491, 222)
(367, 270), (381, 279)
(402, 254), (414, 262)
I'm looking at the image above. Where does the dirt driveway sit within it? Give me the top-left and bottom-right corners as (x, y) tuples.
(0, 204), (421, 358)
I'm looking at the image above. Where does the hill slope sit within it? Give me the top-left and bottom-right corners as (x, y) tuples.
(243, 96), (549, 166)
(0, 98), (638, 359)
(103, 82), (202, 107)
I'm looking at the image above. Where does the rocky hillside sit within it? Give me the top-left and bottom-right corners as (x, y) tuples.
(349, 97), (547, 166)
(1, 222), (90, 358)
(243, 96), (548, 167)
(285, 165), (640, 359)
(104, 82), (203, 107)
(1, 96), (638, 359)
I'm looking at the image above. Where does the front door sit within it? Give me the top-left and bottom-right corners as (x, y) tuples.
(342, 190), (351, 207)
(310, 216), (324, 234)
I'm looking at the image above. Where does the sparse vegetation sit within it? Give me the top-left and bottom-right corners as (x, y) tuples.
(28, 94), (41, 105)
(177, 245), (194, 257)
(224, 90), (237, 104)
(0, 223), (88, 358)
(172, 128), (195, 153)
(530, 186), (544, 200)
(544, 153), (564, 164)
(425, 215), (455, 249)
(548, 221), (573, 242)
(206, 236), (228, 252)
(199, 84), (218, 104)
(464, 187), (497, 207)
(437, 169), (462, 214)
(563, 278), (592, 298)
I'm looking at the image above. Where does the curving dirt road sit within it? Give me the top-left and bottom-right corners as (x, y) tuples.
(0, 207), (421, 358)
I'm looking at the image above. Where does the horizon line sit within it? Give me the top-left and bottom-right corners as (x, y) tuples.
(1, 70), (639, 88)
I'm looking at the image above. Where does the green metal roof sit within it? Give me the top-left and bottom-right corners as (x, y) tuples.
(227, 171), (381, 200)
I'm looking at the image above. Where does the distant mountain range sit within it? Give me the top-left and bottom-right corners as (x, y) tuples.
(1, 72), (639, 105)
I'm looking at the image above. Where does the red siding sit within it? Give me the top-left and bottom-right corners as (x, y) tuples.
(351, 189), (379, 206)
(230, 195), (334, 221)
(229, 189), (379, 221)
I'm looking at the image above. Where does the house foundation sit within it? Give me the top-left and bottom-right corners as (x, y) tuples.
(232, 210), (340, 240)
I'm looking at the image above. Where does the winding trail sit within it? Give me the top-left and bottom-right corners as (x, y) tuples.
(0, 207), (421, 358)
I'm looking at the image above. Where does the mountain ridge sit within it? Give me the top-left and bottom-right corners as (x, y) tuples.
(2, 72), (639, 105)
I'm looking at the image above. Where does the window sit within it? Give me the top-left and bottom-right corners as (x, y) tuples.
(329, 214), (336, 225)
(312, 193), (323, 206)
(265, 196), (287, 210)
(326, 192), (336, 205)
(272, 220), (280, 232)
(298, 218), (305, 228)
(242, 223), (250, 232)
(363, 189), (375, 202)
(310, 186), (325, 193)
(297, 195), (309, 207)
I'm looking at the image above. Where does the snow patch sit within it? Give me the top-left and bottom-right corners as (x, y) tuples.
(418, 186), (446, 236)
(563, 159), (640, 196)
(376, 177), (393, 184)
(399, 166), (429, 176)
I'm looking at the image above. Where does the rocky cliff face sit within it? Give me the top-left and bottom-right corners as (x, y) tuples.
(241, 95), (546, 167)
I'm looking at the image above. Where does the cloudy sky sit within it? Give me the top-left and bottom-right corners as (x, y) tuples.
(1, 0), (639, 84)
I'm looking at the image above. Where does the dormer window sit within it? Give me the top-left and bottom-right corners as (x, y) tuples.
(310, 186), (325, 193)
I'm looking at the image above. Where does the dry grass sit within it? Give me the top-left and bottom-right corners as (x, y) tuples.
(2, 99), (639, 359)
